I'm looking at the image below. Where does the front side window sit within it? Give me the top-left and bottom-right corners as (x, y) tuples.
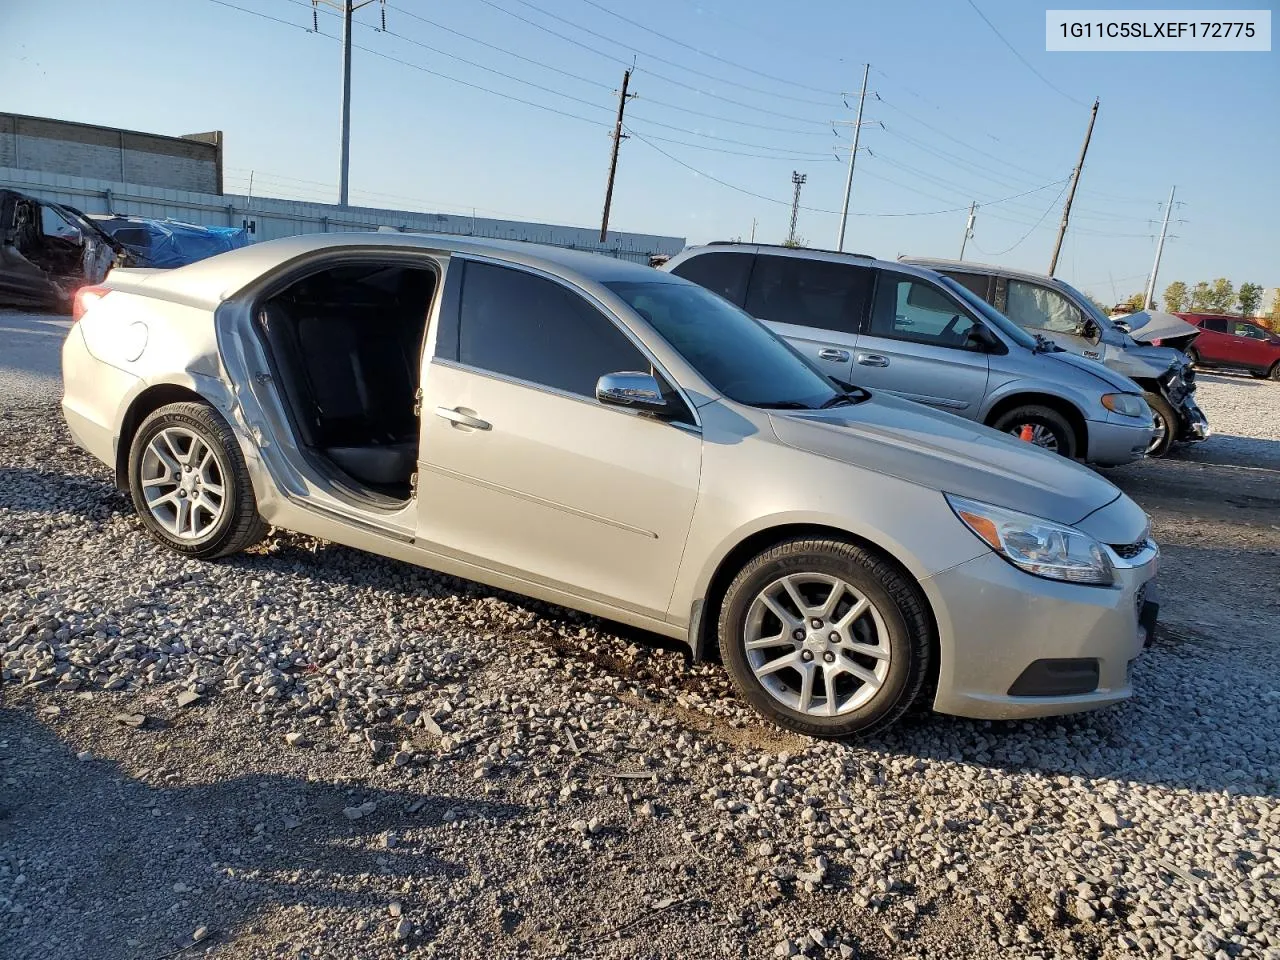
(453, 261), (648, 398)
(669, 252), (752, 306)
(743, 255), (872, 335)
(1006, 280), (1086, 335)
(41, 205), (82, 241)
(1233, 321), (1269, 340)
(869, 272), (981, 350)
(606, 279), (840, 410)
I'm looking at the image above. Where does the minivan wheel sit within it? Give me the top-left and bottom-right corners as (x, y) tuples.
(718, 539), (932, 738)
(991, 405), (1076, 458)
(128, 401), (267, 560)
(1142, 391), (1176, 458)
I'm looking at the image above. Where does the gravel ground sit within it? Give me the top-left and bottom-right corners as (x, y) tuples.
(2, 332), (1278, 959)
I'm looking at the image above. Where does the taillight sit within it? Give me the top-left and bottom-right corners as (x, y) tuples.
(73, 285), (109, 322)
(1149, 338), (1163, 346)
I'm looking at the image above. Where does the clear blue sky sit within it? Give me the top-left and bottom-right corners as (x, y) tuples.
(2, 0), (1276, 303)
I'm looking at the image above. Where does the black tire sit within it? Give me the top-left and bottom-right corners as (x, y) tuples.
(990, 404), (1077, 459)
(1142, 391), (1176, 458)
(1270, 362), (1280, 382)
(718, 538), (933, 739)
(128, 401), (267, 560)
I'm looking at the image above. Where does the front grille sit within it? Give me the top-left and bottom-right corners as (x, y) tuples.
(1111, 539), (1150, 560)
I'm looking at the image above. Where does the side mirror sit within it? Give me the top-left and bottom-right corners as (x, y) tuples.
(596, 372), (671, 414)
(1112, 319), (1131, 334)
(965, 324), (1002, 352)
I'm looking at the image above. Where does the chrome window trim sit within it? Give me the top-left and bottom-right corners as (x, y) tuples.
(447, 252), (703, 430)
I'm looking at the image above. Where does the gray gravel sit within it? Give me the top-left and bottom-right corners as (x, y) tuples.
(2, 355), (1278, 958)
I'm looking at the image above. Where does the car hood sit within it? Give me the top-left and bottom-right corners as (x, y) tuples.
(1111, 310), (1200, 344)
(1040, 349), (1135, 391)
(768, 393), (1121, 526)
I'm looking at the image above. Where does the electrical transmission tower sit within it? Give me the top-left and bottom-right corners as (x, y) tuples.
(787, 171), (807, 246)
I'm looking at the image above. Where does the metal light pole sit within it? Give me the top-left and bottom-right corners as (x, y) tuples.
(312, 0), (383, 207)
(836, 63), (871, 252)
(1144, 185), (1176, 309)
(787, 172), (807, 246)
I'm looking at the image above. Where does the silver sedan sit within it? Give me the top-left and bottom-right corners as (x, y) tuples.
(61, 234), (1158, 737)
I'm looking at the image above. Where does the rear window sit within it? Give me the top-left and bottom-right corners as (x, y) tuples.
(668, 252), (752, 306)
(940, 271), (992, 302)
(1201, 318), (1229, 332)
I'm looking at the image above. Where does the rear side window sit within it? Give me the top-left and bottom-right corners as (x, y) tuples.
(1202, 318), (1229, 332)
(669, 252), (752, 306)
(941, 271), (993, 302)
(743, 254), (872, 335)
(869, 272), (981, 350)
(450, 260), (648, 398)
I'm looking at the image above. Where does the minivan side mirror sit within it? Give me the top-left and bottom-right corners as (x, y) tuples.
(1112, 319), (1131, 334)
(596, 372), (672, 414)
(966, 324), (1004, 353)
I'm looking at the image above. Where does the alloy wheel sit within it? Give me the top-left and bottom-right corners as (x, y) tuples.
(139, 427), (227, 540)
(743, 573), (891, 717)
(1146, 408), (1169, 454)
(1009, 423), (1060, 452)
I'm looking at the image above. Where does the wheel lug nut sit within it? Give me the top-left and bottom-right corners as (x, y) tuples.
(792, 629), (805, 641)
(828, 631), (840, 643)
(810, 618), (823, 629)
(800, 651), (814, 662)
(823, 652), (835, 663)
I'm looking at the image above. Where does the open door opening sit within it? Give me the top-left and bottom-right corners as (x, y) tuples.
(255, 261), (437, 503)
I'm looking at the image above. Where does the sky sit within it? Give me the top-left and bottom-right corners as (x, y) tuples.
(2, 0), (1277, 304)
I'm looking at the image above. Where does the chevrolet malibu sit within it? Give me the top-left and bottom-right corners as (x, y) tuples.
(62, 234), (1159, 737)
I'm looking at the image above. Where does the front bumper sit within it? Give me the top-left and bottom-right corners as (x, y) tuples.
(1176, 399), (1211, 442)
(921, 548), (1157, 720)
(1084, 418), (1153, 466)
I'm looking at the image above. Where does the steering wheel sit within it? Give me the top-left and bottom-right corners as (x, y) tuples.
(939, 314), (966, 343)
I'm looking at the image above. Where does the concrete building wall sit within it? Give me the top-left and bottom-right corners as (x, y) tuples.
(0, 114), (221, 194)
(0, 167), (685, 263)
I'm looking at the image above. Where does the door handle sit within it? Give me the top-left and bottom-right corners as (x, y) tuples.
(817, 348), (850, 362)
(435, 406), (491, 430)
(856, 353), (890, 367)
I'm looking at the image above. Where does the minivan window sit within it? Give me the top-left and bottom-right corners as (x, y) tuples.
(944, 271), (992, 301)
(938, 276), (1039, 350)
(870, 273), (982, 350)
(606, 279), (841, 410)
(668, 252), (752, 306)
(453, 261), (648, 398)
(743, 254), (872, 335)
(1007, 280), (1086, 335)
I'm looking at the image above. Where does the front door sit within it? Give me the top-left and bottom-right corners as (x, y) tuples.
(743, 253), (873, 384)
(416, 258), (702, 619)
(849, 271), (990, 415)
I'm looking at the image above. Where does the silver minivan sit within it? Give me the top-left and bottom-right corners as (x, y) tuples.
(902, 258), (1209, 457)
(664, 243), (1155, 466)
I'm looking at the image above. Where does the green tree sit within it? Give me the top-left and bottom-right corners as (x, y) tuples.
(1084, 292), (1111, 317)
(1207, 278), (1236, 313)
(1189, 281), (1213, 310)
(1120, 292), (1147, 312)
(1238, 282), (1264, 319)
(1162, 280), (1188, 313)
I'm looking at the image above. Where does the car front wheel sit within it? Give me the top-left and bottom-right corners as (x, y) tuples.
(128, 401), (267, 560)
(1142, 391), (1176, 457)
(991, 405), (1077, 459)
(718, 539), (932, 738)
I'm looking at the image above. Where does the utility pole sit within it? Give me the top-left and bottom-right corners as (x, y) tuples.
(959, 202), (978, 260)
(1144, 185), (1176, 309)
(836, 63), (871, 252)
(313, 0), (383, 207)
(600, 67), (636, 243)
(1048, 97), (1099, 276)
(787, 172), (807, 246)
(749, 218), (757, 242)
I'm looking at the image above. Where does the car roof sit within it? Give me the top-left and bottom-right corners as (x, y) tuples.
(899, 256), (1067, 286)
(122, 232), (672, 308)
(671, 242), (946, 282)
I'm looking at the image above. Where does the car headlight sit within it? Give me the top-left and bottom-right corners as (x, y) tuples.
(1100, 393), (1148, 418)
(945, 494), (1115, 585)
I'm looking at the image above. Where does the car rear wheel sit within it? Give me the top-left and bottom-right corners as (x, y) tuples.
(1271, 363), (1280, 382)
(991, 405), (1077, 459)
(718, 539), (932, 738)
(128, 401), (267, 560)
(1142, 391), (1176, 458)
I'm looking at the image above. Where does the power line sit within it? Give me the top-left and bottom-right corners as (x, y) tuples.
(574, 0), (839, 96)
(964, 0), (1089, 108)
(971, 180), (1070, 257)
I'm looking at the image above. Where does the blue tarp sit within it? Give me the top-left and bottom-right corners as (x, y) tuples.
(88, 216), (252, 268)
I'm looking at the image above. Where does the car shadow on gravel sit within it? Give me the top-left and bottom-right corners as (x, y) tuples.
(0, 465), (131, 519)
(0, 707), (526, 960)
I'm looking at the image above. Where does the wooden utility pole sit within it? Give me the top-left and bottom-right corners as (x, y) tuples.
(1048, 97), (1099, 276)
(1144, 185), (1176, 309)
(959, 202), (977, 260)
(836, 63), (871, 253)
(600, 68), (635, 243)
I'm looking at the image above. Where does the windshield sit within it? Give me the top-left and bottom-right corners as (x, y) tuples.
(936, 276), (1039, 350)
(605, 279), (840, 410)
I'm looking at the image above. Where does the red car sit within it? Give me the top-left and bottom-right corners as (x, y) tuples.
(1177, 314), (1280, 380)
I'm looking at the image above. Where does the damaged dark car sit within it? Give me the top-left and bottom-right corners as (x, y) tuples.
(0, 188), (127, 311)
